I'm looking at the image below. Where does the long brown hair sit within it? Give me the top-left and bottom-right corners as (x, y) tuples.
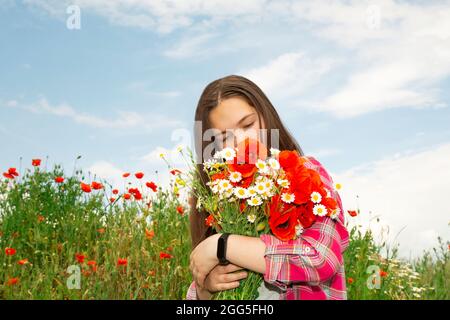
(190, 74), (304, 250)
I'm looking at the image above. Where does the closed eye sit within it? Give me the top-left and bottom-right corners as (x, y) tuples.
(243, 122), (254, 129)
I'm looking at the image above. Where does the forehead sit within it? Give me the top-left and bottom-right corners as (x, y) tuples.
(209, 97), (255, 131)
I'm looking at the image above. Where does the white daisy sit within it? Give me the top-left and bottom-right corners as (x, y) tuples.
(229, 171), (242, 183)
(234, 187), (249, 199)
(222, 147), (236, 161)
(220, 189), (234, 199)
(281, 192), (295, 203)
(247, 214), (256, 223)
(255, 182), (267, 195)
(310, 191), (322, 204)
(263, 179), (274, 190)
(270, 148), (280, 157)
(218, 179), (232, 192)
(313, 204), (328, 217)
(268, 158), (280, 171)
(247, 196), (262, 206)
(255, 159), (269, 174)
(277, 179), (290, 189)
(207, 180), (220, 193)
(203, 159), (216, 171)
(247, 186), (258, 197)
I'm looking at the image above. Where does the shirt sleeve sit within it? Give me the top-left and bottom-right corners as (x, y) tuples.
(260, 156), (349, 289)
(185, 281), (198, 300)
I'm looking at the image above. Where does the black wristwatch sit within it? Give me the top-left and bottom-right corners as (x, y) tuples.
(217, 233), (231, 265)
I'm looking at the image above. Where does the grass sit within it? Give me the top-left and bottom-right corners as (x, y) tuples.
(0, 160), (448, 299)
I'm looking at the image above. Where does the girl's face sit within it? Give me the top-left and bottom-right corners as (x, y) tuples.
(209, 97), (266, 149)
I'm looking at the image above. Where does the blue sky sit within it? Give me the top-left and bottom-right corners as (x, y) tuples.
(1, 0), (449, 257)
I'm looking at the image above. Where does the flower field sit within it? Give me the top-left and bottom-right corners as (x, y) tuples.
(0, 158), (448, 300)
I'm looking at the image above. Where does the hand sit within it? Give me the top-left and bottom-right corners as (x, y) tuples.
(195, 264), (248, 300)
(204, 264), (248, 293)
(190, 233), (221, 289)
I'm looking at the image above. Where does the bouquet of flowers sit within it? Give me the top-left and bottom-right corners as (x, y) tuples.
(188, 138), (341, 299)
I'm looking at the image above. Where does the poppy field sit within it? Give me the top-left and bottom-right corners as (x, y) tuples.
(0, 158), (448, 300)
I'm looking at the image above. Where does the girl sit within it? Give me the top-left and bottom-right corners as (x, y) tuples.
(186, 75), (349, 300)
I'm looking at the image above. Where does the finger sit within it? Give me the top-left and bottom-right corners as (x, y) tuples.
(221, 271), (248, 283)
(216, 281), (241, 291)
(197, 270), (207, 288)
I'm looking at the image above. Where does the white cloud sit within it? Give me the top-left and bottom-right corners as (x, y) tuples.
(241, 51), (338, 101)
(163, 32), (219, 59)
(87, 161), (124, 187)
(140, 144), (189, 167)
(332, 143), (450, 258)
(24, 1), (450, 118)
(290, 0), (450, 118)
(24, 0), (266, 33)
(3, 97), (183, 130)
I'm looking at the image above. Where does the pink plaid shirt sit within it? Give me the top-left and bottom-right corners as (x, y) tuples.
(186, 156), (350, 300)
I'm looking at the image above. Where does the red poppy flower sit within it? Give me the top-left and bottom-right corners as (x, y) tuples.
(112, 189), (119, 195)
(123, 193), (131, 200)
(110, 197), (116, 203)
(80, 182), (91, 193)
(176, 205), (184, 215)
(297, 203), (317, 229)
(238, 176), (253, 189)
(55, 176), (64, 183)
(380, 270), (388, 278)
(235, 137), (268, 164)
(347, 277), (354, 284)
(18, 258), (29, 265)
(5, 247), (16, 256)
(145, 228), (154, 240)
(170, 169), (182, 175)
(6, 278), (19, 286)
(128, 187), (143, 200)
(122, 172), (130, 178)
(32, 159), (41, 167)
(91, 181), (104, 190)
(8, 168), (19, 176)
(239, 201), (246, 213)
(205, 214), (215, 227)
(117, 258), (128, 266)
(87, 260), (97, 272)
(322, 196), (338, 213)
(3, 172), (14, 179)
(75, 253), (85, 264)
(347, 210), (358, 217)
(97, 228), (105, 234)
(278, 150), (301, 171)
(146, 181), (157, 192)
(267, 195), (299, 241)
(211, 172), (228, 181)
(3, 167), (19, 179)
(37, 215), (45, 223)
(135, 172), (144, 179)
(159, 252), (173, 260)
(227, 138), (267, 178)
